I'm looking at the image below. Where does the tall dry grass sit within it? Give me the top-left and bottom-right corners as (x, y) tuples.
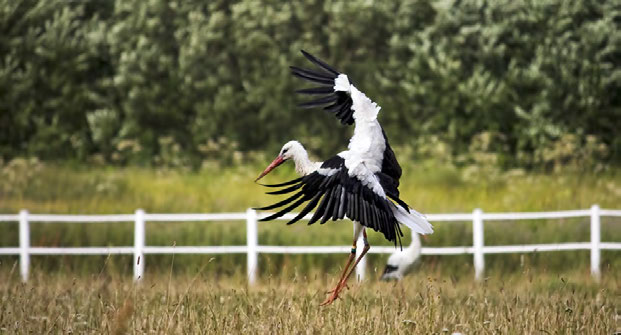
(0, 270), (617, 334)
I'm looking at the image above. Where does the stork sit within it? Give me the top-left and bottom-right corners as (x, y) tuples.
(255, 50), (433, 305)
(381, 232), (422, 281)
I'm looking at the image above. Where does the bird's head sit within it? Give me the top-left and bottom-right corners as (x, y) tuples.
(380, 263), (402, 281)
(380, 241), (421, 281)
(380, 252), (404, 281)
(255, 141), (304, 182)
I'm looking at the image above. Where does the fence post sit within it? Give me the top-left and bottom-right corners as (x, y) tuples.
(19, 209), (30, 282)
(355, 234), (366, 282)
(590, 204), (601, 282)
(246, 208), (258, 285)
(133, 209), (145, 282)
(473, 208), (484, 281)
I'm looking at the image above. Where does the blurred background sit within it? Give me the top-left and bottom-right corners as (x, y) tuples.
(0, 0), (620, 279)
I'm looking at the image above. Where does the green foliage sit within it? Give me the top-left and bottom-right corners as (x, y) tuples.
(383, 0), (621, 169)
(0, 0), (104, 159)
(0, 0), (619, 168)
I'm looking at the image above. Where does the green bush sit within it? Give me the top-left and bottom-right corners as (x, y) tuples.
(0, 0), (619, 169)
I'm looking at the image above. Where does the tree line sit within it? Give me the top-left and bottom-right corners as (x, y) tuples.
(1, 0), (619, 169)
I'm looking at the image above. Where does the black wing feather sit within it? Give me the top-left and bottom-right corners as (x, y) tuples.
(346, 191), (355, 220)
(258, 177), (304, 188)
(253, 191), (304, 211)
(331, 185), (343, 220)
(259, 195), (309, 221)
(300, 50), (340, 75)
(320, 187), (338, 224)
(380, 128), (402, 187)
(291, 71), (334, 85)
(289, 66), (335, 80)
(309, 186), (333, 225)
(321, 156), (344, 169)
(337, 187), (347, 220)
(267, 182), (303, 195)
(298, 95), (339, 109)
(287, 191), (323, 225)
(324, 102), (345, 113)
(295, 87), (335, 95)
(292, 51), (355, 126)
(387, 193), (409, 212)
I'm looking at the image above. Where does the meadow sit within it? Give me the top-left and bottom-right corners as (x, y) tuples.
(0, 160), (620, 276)
(0, 161), (620, 333)
(0, 270), (617, 334)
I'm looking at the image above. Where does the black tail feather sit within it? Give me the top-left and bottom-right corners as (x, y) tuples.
(388, 193), (410, 213)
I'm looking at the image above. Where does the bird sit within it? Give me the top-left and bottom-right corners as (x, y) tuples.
(381, 232), (422, 281)
(254, 50), (433, 305)
(256, 140), (426, 283)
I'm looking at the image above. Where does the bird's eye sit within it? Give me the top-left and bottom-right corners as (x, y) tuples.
(282, 148), (288, 154)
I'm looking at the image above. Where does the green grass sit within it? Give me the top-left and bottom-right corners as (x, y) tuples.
(1, 161), (620, 276)
(2, 159), (621, 214)
(0, 271), (617, 334)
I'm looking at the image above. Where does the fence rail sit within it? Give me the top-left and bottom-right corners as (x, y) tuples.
(1, 205), (620, 284)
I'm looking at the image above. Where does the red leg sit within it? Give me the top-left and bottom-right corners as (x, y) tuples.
(321, 230), (370, 306)
(320, 242), (356, 305)
(341, 235), (370, 287)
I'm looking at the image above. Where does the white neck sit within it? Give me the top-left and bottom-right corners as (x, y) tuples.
(405, 234), (422, 257)
(292, 147), (317, 176)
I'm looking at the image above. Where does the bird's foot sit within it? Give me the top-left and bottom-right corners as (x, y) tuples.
(325, 283), (349, 294)
(320, 282), (348, 306)
(320, 291), (340, 306)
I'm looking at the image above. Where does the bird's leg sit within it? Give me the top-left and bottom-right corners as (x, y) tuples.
(320, 223), (364, 306)
(321, 241), (356, 304)
(321, 228), (370, 306)
(340, 229), (371, 286)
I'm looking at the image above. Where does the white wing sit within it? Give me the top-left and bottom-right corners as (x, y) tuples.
(334, 74), (381, 122)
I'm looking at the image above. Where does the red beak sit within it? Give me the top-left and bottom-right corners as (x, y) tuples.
(255, 155), (286, 182)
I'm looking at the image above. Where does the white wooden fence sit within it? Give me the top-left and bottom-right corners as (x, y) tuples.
(0, 205), (620, 284)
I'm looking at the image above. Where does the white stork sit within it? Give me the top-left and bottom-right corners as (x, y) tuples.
(381, 232), (422, 281)
(255, 50), (433, 305)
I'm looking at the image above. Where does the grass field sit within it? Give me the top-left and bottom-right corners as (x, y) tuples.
(2, 159), (621, 214)
(0, 270), (617, 334)
(0, 161), (620, 333)
(1, 161), (620, 275)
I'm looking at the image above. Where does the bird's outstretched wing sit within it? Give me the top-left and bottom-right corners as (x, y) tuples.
(290, 50), (355, 125)
(291, 50), (403, 191)
(254, 155), (406, 246)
